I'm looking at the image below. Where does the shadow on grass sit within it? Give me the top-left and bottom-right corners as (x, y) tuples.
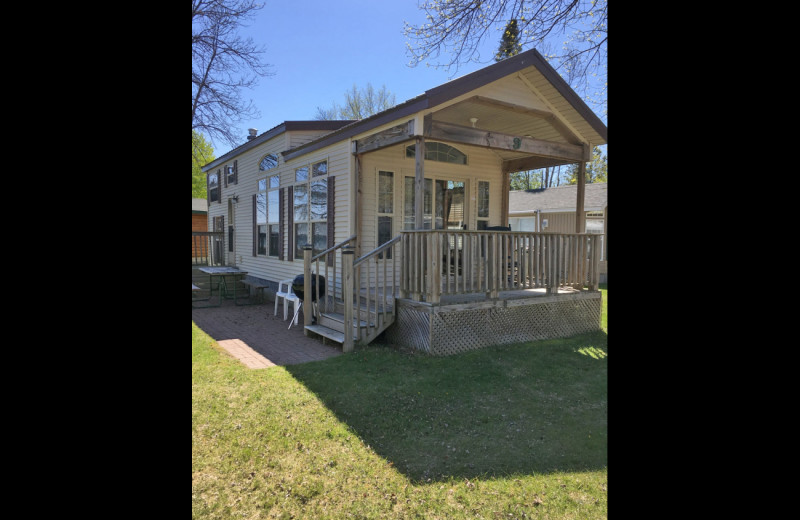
(285, 330), (607, 482)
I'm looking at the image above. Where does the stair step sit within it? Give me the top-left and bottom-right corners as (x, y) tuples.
(305, 324), (344, 344)
(320, 312), (374, 328)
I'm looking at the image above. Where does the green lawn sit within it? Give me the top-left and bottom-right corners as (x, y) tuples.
(192, 286), (607, 519)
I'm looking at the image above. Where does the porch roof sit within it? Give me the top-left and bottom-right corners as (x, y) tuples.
(281, 48), (607, 164)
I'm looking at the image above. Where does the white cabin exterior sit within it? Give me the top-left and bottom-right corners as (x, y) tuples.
(199, 49), (607, 353)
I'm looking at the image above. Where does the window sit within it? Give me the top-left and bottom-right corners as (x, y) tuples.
(586, 213), (605, 261)
(509, 216), (537, 231)
(256, 175), (281, 256)
(405, 142), (467, 165)
(226, 165), (235, 185)
(294, 160), (328, 259)
(259, 153), (278, 171)
(377, 171), (394, 258)
(208, 171), (219, 202)
(476, 181), (489, 229)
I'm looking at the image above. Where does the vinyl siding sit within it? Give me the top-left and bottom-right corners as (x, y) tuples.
(204, 130), (352, 287)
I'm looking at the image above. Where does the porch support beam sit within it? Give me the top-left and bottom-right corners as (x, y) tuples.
(353, 120), (415, 154)
(502, 155), (572, 173)
(575, 146), (587, 233)
(424, 120), (585, 162)
(414, 136), (425, 229)
(354, 152), (362, 257)
(501, 170), (510, 228)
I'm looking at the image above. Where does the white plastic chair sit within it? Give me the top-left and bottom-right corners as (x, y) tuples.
(274, 279), (300, 325)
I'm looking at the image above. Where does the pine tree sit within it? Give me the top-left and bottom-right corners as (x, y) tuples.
(495, 19), (522, 61)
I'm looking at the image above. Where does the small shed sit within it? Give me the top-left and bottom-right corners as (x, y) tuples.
(193, 198), (209, 260)
(193, 198), (208, 232)
(509, 183), (607, 282)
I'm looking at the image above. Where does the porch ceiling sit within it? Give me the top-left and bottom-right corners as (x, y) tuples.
(432, 98), (562, 143)
(428, 96), (584, 171)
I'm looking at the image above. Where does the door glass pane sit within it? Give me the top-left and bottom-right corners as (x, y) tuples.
(404, 177), (432, 229)
(436, 180), (464, 230)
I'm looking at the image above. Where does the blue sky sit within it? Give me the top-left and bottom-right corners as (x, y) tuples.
(210, 0), (605, 158)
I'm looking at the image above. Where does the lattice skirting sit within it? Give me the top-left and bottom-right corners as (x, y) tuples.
(383, 293), (602, 356)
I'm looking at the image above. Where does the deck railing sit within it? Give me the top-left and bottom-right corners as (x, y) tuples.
(399, 230), (601, 303)
(192, 231), (225, 266)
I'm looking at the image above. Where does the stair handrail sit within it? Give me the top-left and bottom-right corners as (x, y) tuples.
(352, 236), (400, 266)
(303, 235), (357, 329)
(342, 236), (401, 353)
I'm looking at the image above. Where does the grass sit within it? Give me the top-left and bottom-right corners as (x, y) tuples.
(192, 285), (607, 519)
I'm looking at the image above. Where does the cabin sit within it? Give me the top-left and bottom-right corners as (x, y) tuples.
(509, 183), (607, 283)
(199, 48), (608, 355)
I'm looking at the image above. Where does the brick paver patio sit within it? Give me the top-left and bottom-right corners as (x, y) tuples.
(192, 299), (342, 368)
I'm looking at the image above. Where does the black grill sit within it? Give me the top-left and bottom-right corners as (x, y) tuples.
(292, 274), (325, 302)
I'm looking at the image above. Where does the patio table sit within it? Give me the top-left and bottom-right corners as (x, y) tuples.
(194, 267), (248, 307)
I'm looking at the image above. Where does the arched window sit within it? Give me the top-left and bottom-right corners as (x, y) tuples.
(405, 142), (467, 165)
(259, 153), (279, 171)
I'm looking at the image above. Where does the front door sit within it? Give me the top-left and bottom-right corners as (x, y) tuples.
(403, 175), (467, 230)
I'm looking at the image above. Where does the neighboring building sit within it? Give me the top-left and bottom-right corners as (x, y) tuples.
(199, 49), (607, 352)
(192, 198), (208, 260)
(192, 198), (208, 232)
(509, 183), (607, 282)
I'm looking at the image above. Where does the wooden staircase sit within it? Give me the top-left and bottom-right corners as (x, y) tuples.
(304, 300), (395, 347)
(300, 235), (401, 352)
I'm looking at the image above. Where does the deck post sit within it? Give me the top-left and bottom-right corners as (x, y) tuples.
(303, 246), (313, 332)
(488, 233), (499, 299)
(414, 136), (425, 230)
(575, 145), (588, 233)
(427, 232), (441, 304)
(342, 247), (355, 353)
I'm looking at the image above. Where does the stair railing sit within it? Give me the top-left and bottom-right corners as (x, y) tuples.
(302, 235), (357, 329)
(341, 236), (401, 353)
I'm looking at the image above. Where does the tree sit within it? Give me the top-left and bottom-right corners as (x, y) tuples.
(495, 19), (522, 61)
(193, 131), (216, 198)
(566, 146), (607, 184)
(314, 83), (397, 120)
(404, 0), (607, 115)
(511, 164), (567, 190)
(192, 0), (273, 155)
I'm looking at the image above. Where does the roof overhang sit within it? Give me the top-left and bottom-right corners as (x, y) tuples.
(217, 48), (607, 168)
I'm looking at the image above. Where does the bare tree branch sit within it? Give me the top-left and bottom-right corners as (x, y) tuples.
(404, 0), (606, 113)
(192, 0), (273, 152)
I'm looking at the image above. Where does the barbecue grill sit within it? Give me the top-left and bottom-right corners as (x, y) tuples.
(289, 273), (325, 327)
